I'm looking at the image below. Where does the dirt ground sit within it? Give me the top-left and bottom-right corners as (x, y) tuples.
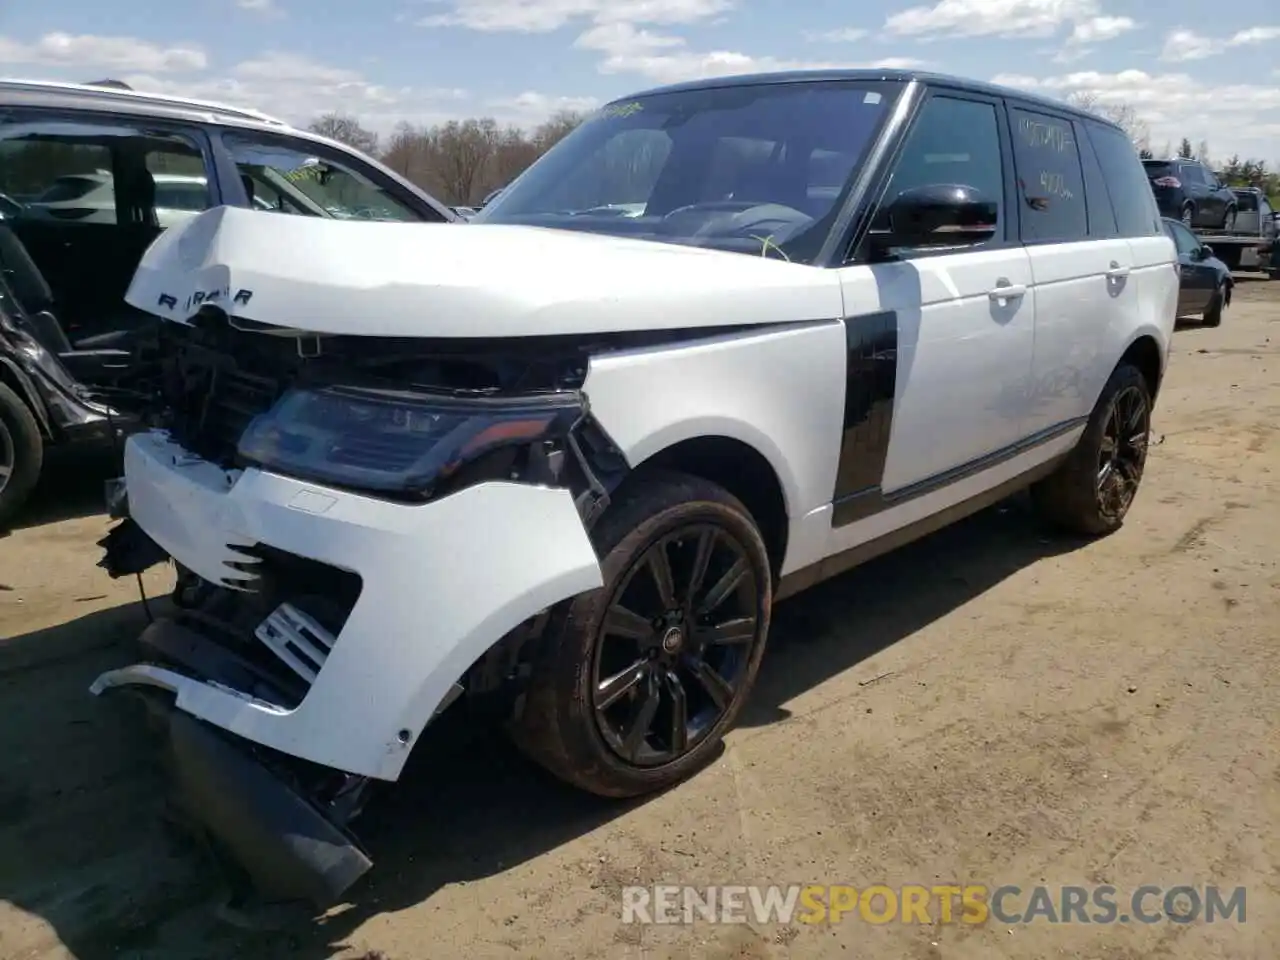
(1, 279), (1277, 960)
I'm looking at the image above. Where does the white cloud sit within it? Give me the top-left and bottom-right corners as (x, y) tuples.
(420, 0), (922, 82)
(417, 0), (731, 32)
(486, 90), (602, 122)
(884, 0), (1101, 39)
(1160, 25), (1280, 61)
(992, 69), (1280, 159)
(1068, 14), (1134, 42)
(577, 23), (923, 83)
(235, 0), (287, 19)
(0, 32), (206, 72)
(803, 27), (869, 42)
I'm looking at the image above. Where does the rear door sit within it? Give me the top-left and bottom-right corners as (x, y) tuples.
(0, 110), (222, 337)
(1012, 104), (1122, 437)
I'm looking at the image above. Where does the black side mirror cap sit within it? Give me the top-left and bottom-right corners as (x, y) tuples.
(873, 184), (999, 253)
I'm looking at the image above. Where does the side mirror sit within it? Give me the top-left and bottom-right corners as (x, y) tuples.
(878, 184), (999, 251)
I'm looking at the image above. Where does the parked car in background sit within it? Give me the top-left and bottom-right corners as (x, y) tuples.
(92, 68), (1176, 911)
(0, 77), (456, 527)
(1143, 157), (1238, 231)
(1163, 217), (1232, 326)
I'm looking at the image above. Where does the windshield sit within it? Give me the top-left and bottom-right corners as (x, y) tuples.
(475, 80), (904, 263)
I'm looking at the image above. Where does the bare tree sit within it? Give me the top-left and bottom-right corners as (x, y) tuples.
(1064, 91), (1151, 152)
(308, 112), (380, 156)
(432, 118), (501, 205)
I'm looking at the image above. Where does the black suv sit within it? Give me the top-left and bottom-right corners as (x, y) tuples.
(1142, 157), (1238, 232)
(0, 79), (455, 527)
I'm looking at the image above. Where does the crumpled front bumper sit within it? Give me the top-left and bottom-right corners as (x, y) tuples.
(90, 430), (604, 905)
(93, 430), (603, 781)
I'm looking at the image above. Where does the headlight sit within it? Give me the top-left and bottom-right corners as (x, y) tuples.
(236, 385), (582, 496)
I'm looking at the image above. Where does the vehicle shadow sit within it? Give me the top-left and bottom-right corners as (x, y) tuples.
(0, 445), (118, 536)
(0, 494), (1089, 959)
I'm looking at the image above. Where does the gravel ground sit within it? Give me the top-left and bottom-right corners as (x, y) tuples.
(1, 277), (1277, 960)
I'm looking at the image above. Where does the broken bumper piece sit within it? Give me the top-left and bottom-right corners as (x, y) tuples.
(93, 617), (372, 907)
(160, 696), (371, 907)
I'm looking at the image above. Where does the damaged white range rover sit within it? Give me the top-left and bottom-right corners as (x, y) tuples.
(92, 69), (1177, 910)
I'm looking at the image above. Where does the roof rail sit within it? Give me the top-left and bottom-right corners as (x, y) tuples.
(0, 77), (289, 126)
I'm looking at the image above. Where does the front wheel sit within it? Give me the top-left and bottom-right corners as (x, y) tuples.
(511, 470), (772, 798)
(1223, 206), (1237, 232)
(0, 382), (44, 530)
(1181, 203), (1195, 228)
(1032, 363), (1152, 536)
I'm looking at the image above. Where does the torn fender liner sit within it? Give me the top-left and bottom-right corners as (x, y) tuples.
(165, 710), (373, 907)
(97, 518), (169, 578)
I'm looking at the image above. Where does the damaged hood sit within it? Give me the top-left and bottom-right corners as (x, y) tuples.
(125, 206), (843, 339)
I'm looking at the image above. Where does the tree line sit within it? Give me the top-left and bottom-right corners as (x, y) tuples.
(312, 95), (1279, 209)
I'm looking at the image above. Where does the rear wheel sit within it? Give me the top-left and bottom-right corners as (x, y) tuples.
(0, 382), (43, 530)
(1032, 363), (1152, 536)
(511, 470), (772, 798)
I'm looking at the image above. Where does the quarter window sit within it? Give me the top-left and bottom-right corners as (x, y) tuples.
(1086, 122), (1162, 237)
(876, 95), (1005, 251)
(1009, 107), (1088, 243)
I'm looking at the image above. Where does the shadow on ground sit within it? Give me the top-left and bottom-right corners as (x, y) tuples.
(0, 495), (1088, 959)
(0, 445), (119, 537)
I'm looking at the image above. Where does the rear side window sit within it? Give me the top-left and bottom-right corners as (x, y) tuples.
(1234, 192), (1258, 212)
(1088, 122), (1163, 237)
(1009, 107), (1087, 243)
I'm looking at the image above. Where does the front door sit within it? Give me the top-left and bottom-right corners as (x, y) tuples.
(832, 89), (1034, 531)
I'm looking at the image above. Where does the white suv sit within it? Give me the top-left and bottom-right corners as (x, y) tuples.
(92, 70), (1178, 910)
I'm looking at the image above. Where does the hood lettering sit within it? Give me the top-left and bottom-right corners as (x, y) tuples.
(155, 289), (255, 313)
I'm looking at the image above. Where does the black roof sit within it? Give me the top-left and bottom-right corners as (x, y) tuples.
(612, 68), (1124, 133)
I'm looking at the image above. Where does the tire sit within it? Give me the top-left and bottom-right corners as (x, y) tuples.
(0, 381), (44, 530)
(1223, 206), (1237, 232)
(1032, 363), (1152, 537)
(1203, 285), (1224, 327)
(1180, 203), (1194, 228)
(510, 469), (773, 798)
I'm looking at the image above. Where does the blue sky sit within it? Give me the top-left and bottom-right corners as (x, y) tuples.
(1, 0), (1277, 160)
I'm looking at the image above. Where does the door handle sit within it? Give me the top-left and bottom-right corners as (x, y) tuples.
(988, 278), (1026, 300)
(1107, 261), (1131, 279)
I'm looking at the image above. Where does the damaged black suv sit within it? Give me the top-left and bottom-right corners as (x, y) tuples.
(0, 78), (455, 526)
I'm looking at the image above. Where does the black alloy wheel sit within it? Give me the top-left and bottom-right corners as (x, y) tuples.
(591, 524), (761, 767)
(511, 470), (772, 798)
(1095, 383), (1150, 525)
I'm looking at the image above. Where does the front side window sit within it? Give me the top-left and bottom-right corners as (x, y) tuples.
(1010, 107), (1088, 243)
(872, 94), (1005, 253)
(1164, 219), (1200, 257)
(223, 134), (428, 222)
(476, 80), (904, 263)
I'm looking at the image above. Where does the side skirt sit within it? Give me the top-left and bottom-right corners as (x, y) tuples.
(775, 453), (1065, 603)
